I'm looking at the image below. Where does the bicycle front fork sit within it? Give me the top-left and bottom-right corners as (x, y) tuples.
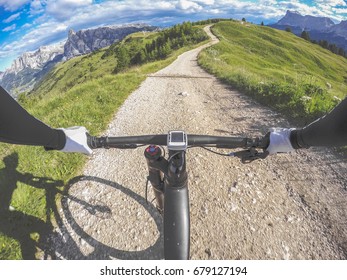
(144, 145), (166, 212)
(144, 145), (190, 260)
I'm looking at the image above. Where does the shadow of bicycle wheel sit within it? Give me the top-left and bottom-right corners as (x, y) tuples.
(56, 175), (163, 260)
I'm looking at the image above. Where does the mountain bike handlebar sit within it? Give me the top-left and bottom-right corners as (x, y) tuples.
(88, 134), (267, 148)
(87, 132), (270, 162)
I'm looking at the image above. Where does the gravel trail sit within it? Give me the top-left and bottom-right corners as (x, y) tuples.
(51, 26), (347, 260)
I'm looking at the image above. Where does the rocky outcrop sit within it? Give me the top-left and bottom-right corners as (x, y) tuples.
(64, 24), (156, 59)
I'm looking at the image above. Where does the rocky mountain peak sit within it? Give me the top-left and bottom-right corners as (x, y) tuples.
(68, 29), (76, 37)
(5, 41), (65, 75)
(331, 20), (347, 37)
(277, 10), (335, 31)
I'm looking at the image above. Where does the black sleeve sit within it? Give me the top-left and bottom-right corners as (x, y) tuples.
(290, 97), (347, 148)
(0, 86), (66, 149)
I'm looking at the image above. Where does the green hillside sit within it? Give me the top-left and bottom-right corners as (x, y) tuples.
(199, 20), (347, 123)
(0, 23), (209, 260)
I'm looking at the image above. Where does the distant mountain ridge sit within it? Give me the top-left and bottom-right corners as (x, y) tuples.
(275, 10), (335, 31)
(6, 42), (65, 75)
(0, 23), (156, 96)
(269, 10), (347, 52)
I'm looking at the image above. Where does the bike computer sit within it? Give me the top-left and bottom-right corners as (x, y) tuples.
(167, 131), (188, 151)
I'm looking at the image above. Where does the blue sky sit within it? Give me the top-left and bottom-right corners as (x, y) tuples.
(1, 0), (347, 71)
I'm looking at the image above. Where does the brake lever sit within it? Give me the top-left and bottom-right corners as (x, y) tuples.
(231, 148), (269, 164)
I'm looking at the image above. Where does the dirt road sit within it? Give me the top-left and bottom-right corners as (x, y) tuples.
(51, 26), (347, 260)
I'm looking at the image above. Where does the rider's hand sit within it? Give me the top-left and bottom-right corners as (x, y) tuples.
(59, 126), (93, 155)
(266, 128), (295, 155)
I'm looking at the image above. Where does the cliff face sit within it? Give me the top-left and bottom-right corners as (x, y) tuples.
(0, 24), (156, 96)
(6, 43), (65, 75)
(64, 24), (156, 59)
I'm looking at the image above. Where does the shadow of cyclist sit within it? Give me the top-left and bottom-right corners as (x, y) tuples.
(0, 152), (63, 259)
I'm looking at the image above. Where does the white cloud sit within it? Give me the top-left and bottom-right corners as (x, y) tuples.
(46, 0), (93, 19)
(0, 0), (30, 11)
(3, 12), (21, 23)
(276, 0), (323, 17)
(333, 7), (347, 13)
(176, 0), (203, 12)
(259, 0), (278, 4)
(0, 50), (8, 57)
(22, 23), (33, 29)
(209, 8), (221, 14)
(30, 0), (46, 16)
(195, 0), (215, 4)
(1, 21), (67, 56)
(22, 22), (68, 45)
(2, 24), (17, 32)
(315, 0), (346, 6)
(41, 0), (177, 30)
(206, 0), (281, 21)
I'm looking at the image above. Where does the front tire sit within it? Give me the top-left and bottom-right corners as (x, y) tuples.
(163, 185), (190, 260)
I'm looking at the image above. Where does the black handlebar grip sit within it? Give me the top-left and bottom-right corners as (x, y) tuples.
(86, 133), (106, 149)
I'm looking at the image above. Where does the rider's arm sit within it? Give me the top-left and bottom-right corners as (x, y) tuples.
(0, 86), (92, 154)
(0, 86), (66, 149)
(290, 97), (347, 148)
(267, 97), (347, 154)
